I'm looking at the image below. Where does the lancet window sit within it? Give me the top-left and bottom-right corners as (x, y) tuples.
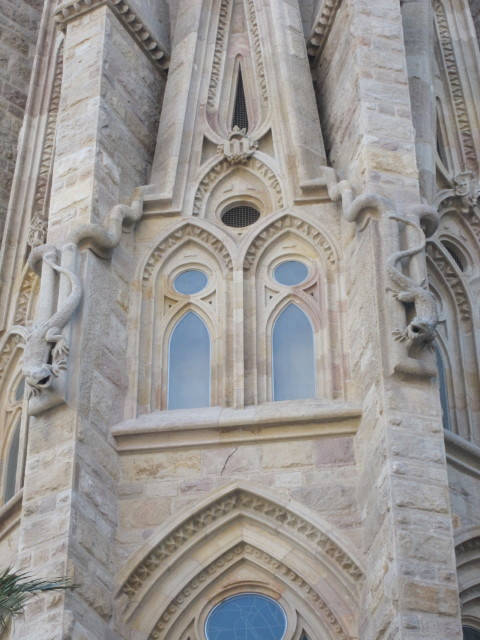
(0, 371), (26, 504)
(168, 311), (211, 410)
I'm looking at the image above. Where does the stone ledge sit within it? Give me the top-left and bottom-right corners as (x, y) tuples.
(112, 401), (362, 452)
(445, 430), (480, 478)
(0, 490), (22, 542)
(54, 0), (169, 71)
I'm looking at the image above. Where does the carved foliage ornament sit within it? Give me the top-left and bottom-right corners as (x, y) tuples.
(149, 543), (349, 640)
(120, 489), (363, 601)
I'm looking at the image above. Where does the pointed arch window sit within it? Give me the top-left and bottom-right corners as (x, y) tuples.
(272, 303), (315, 401)
(232, 67), (249, 132)
(168, 312), (211, 410)
(4, 420), (20, 503)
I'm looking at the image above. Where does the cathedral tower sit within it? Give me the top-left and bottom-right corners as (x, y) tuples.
(0, 0), (479, 638)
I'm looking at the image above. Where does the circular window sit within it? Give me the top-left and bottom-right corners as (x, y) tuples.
(222, 204), (260, 228)
(173, 270), (208, 295)
(205, 594), (287, 640)
(274, 260), (308, 286)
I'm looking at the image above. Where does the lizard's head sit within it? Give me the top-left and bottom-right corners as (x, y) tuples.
(407, 319), (437, 347)
(24, 365), (54, 396)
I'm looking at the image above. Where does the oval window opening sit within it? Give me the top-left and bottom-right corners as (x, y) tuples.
(205, 593), (287, 640)
(174, 270), (208, 295)
(222, 204), (260, 228)
(274, 260), (308, 286)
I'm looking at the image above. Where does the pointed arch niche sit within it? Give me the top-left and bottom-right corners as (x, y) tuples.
(206, 0), (269, 139)
(115, 484), (363, 640)
(136, 221), (234, 414)
(427, 200), (480, 444)
(242, 214), (344, 405)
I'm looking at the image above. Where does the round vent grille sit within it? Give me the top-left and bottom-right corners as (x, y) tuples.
(221, 204), (260, 228)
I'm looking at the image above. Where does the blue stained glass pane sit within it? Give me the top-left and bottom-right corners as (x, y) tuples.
(273, 303), (315, 401)
(205, 594), (287, 640)
(174, 270), (208, 295)
(463, 627), (480, 640)
(168, 312), (210, 410)
(274, 261), (308, 286)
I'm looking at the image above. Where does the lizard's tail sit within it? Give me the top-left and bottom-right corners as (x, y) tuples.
(43, 248), (82, 331)
(387, 214), (426, 269)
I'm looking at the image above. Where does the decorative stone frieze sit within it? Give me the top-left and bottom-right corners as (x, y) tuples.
(119, 487), (364, 601)
(427, 242), (472, 322)
(307, 0), (343, 58)
(27, 42), (64, 250)
(54, 0), (169, 71)
(433, 0), (478, 172)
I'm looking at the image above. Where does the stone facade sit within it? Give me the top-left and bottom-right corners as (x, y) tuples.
(0, 0), (478, 639)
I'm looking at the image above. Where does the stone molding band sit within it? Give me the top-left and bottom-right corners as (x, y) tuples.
(54, 0), (169, 71)
(307, 0), (343, 59)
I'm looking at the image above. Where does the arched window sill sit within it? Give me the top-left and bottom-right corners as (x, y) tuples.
(0, 489), (22, 541)
(444, 430), (480, 479)
(112, 400), (362, 453)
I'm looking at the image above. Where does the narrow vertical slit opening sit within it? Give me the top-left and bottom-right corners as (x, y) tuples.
(232, 67), (249, 132)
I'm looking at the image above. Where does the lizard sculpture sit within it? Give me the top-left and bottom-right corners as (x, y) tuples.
(387, 214), (438, 349)
(13, 246), (82, 397)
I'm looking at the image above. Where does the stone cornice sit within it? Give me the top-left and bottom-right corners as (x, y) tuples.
(444, 430), (480, 479)
(307, 0), (343, 59)
(54, 0), (169, 71)
(112, 401), (361, 452)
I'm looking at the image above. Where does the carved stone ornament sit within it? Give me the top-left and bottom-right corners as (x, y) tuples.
(307, 0), (343, 58)
(388, 214), (439, 350)
(148, 543), (349, 640)
(193, 156), (283, 216)
(12, 245), (82, 402)
(54, 0), (169, 71)
(217, 126), (258, 165)
(120, 488), (363, 601)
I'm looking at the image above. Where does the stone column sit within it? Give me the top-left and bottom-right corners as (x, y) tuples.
(13, 5), (165, 638)
(313, 0), (463, 638)
(401, 0), (436, 203)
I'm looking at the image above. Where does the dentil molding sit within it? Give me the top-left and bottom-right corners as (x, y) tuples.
(54, 0), (169, 71)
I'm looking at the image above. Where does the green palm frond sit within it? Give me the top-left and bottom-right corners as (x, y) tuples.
(0, 568), (73, 631)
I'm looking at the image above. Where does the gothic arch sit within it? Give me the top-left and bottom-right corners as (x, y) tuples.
(116, 483), (363, 639)
(136, 219), (234, 413)
(192, 154), (283, 219)
(241, 212), (338, 271)
(141, 219), (235, 284)
(427, 247), (480, 442)
(241, 212), (343, 404)
(456, 529), (480, 628)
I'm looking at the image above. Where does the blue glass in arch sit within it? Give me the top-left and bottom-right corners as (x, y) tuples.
(273, 303), (315, 401)
(274, 260), (308, 286)
(173, 269), (208, 295)
(463, 627), (480, 640)
(168, 312), (210, 410)
(205, 594), (287, 640)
